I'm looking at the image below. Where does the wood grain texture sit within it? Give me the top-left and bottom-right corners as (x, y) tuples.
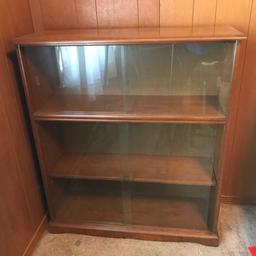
(0, 88), (33, 256)
(216, 0), (253, 34)
(40, 0), (78, 29)
(138, 0), (160, 27)
(29, 0), (44, 31)
(49, 222), (219, 246)
(160, 0), (194, 27)
(6, 0), (34, 36)
(193, 0), (217, 26)
(0, 0), (45, 255)
(22, 215), (48, 256)
(76, 0), (98, 28)
(97, 0), (138, 28)
(14, 25), (246, 46)
(223, 0), (256, 202)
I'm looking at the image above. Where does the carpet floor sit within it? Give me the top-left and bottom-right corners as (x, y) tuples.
(33, 204), (256, 256)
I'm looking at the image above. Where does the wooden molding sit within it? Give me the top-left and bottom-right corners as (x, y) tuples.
(22, 214), (48, 256)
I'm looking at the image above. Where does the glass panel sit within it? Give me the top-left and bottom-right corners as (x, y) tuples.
(52, 179), (211, 230)
(23, 42), (235, 119)
(39, 122), (220, 229)
(39, 122), (218, 182)
(52, 180), (124, 225)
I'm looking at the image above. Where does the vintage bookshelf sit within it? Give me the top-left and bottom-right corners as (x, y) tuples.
(15, 26), (245, 246)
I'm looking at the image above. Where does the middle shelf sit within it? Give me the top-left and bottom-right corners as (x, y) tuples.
(34, 94), (226, 123)
(51, 153), (215, 186)
(39, 121), (220, 187)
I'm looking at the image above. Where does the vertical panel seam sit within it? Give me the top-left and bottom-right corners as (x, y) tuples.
(214, 0), (218, 26)
(159, 0), (161, 27)
(246, 0), (254, 34)
(192, 0), (195, 27)
(137, 0), (140, 27)
(74, 0), (80, 27)
(95, 0), (99, 28)
(28, 0), (42, 32)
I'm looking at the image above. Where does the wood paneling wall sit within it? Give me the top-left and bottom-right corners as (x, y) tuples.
(29, 0), (253, 31)
(223, 0), (256, 204)
(0, 0), (45, 255)
(29, 0), (256, 203)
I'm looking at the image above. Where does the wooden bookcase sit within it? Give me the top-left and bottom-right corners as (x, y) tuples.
(15, 26), (245, 246)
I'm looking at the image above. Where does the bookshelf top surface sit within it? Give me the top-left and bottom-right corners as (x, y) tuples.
(15, 25), (246, 46)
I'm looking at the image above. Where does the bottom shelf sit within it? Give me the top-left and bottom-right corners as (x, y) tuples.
(53, 181), (211, 231)
(55, 193), (208, 230)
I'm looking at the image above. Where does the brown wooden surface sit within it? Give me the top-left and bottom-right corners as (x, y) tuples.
(216, 0), (256, 203)
(160, 0), (194, 27)
(138, 0), (160, 27)
(22, 215), (48, 256)
(223, 0), (256, 202)
(215, 0), (253, 34)
(51, 153), (215, 186)
(193, 0), (217, 26)
(14, 25), (246, 46)
(0, 0), (45, 255)
(49, 222), (218, 246)
(33, 95), (226, 123)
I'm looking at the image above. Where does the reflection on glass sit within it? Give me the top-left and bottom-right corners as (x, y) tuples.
(40, 122), (219, 177)
(55, 43), (235, 111)
(24, 42), (236, 117)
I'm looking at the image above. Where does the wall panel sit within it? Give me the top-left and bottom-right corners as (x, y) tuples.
(138, 0), (160, 27)
(0, 0), (45, 255)
(193, 0), (217, 26)
(76, 0), (98, 28)
(160, 0), (194, 26)
(223, 0), (256, 203)
(97, 0), (138, 27)
(29, 0), (44, 31)
(216, 0), (253, 34)
(40, 0), (78, 29)
(215, 0), (254, 203)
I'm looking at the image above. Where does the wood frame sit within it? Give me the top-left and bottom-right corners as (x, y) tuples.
(15, 25), (245, 247)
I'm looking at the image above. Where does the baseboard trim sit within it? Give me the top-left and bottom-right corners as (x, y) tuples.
(23, 214), (48, 256)
(221, 195), (256, 205)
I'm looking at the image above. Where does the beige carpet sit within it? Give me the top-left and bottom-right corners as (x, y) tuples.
(33, 204), (256, 256)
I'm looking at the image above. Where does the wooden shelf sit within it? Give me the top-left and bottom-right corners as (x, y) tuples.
(50, 153), (215, 186)
(55, 192), (209, 231)
(15, 25), (246, 46)
(34, 95), (226, 123)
